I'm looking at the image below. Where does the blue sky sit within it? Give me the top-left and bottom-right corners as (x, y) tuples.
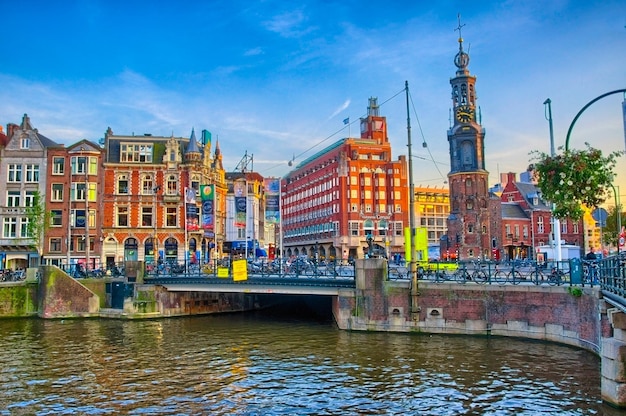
(1, 0), (625, 195)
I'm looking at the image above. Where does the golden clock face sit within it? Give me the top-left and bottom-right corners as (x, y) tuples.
(456, 106), (473, 123)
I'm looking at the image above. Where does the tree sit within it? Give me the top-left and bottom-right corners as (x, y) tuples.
(24, 190), (49, 265)
(529, 143), (623, 221)
(602, 205), (625, 248)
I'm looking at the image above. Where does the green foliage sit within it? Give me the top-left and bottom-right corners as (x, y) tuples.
(529, 144), (623, 220)
(24, 190), (50, 253)
(567, 287), (583, 297)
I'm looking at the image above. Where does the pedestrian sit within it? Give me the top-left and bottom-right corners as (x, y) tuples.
(585, 247), (597, 261)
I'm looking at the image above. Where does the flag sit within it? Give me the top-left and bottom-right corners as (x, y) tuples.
(343, 117), (350, 125)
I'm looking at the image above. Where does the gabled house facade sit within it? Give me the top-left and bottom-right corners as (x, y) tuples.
(500, 172), (584, 260)
(42, 140), (105, 271)
(0, 114), (61, 269)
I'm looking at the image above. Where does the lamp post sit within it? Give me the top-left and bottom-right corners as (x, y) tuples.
(406, 81), (419, 319)
(153, 185), (161, 263)
(610, 183), (622, 254)
(81, 147), (90, 272)
(544, 99), (562, 263)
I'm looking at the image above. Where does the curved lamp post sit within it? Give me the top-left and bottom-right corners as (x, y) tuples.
(563, 88), (626, 254)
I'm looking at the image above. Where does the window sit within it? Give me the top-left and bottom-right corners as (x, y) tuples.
(24, 191), (35, 207)
(514, 225), (520, 238)
(77, 237), (86, 252)
(52, 184), (64, 201)
(7, 191), (20, 207)
(468, 224), (474, 233)
(50, 238), (62, 252)
(561, 222), (568, 234)
(20, 137), (30, 149)
(73, 183), (87, 201)
(505, 225), (511, 236)
(3, 218), (17, 238)
(25, 165), (39, 182)
(120, 143), (153, 163)
(88, 157), (98, 175)
(349, 221), (360, 236)
(50, 210), (63, 227)
(166, 207), (177, 227)
(117, 206), (129, 227)
(8, 164), (22, 182)
(573, 223), (579, 233)
(166, 175), (178, 195)
(52, 157), (65, 175)
(20, 218), (29, 238)
(142, 207), (153, 227)
(118, 175), (129, 194)
(142, 175), (154, 195)
(538, 217), (544, 234)
(71, 156), (87, 174)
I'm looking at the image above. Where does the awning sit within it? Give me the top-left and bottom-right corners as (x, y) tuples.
(256, 248), (267, 257)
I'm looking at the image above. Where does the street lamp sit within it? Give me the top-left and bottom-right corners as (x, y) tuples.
(153, 185), (161, 263)
(81, 147), (91, 272)
(610, 183), (622, 254)
(544, 99), (562, 263)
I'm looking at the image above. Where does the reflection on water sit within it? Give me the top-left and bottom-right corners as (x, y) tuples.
(0, 302), (611, 415)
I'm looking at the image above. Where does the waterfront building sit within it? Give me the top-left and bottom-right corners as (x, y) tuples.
(42, 140), (105, 270)
(281, 98), (409, 262)
(414, 186), (449, 259)
(224, 167), (267, 259)
(0, 114), (61, 269)
(100, 128), (227, 266)
(499, 171), (584, 260)
(445, 26), (499, 260)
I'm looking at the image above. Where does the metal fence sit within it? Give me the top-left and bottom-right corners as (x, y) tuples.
(388, 257), (605, 287)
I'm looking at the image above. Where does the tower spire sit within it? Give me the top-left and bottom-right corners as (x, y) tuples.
(454, 14), (470, 75)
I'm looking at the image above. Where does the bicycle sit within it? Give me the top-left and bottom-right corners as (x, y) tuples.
(547, 267), (566, 286)
(582, 260), (599, 285)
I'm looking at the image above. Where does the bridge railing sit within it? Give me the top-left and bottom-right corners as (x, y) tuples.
(388, 258), (605, 287)
(143, 258), (356, 280)
(598, 253), (626, 303)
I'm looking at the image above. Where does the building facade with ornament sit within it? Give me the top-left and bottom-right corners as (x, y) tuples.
(99, 128), (227, 268)
(281, 98), (409, 262)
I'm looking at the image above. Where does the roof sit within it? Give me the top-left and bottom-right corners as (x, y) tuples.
(501, 203), (529, 220)
(514, 181), (551, 210)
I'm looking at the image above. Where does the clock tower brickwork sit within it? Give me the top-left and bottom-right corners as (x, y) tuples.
(445, 20), (497, 260)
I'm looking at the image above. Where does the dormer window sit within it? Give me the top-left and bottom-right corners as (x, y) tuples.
(20, 137), (30, 149)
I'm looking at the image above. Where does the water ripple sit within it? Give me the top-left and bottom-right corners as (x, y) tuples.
(0, 314), (606, 415)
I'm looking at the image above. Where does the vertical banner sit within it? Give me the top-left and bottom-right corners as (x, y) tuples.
(202, 129), (212, 149)
(234, 179), (247, 228)
(264, 178), (280, 224)
(185, 187), (199, 231)
(201, 184), (214, 230)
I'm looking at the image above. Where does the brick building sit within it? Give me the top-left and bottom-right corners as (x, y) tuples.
(281, 98), (409, 262)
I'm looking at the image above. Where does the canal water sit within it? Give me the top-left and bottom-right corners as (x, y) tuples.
(0, 299), (616, 415)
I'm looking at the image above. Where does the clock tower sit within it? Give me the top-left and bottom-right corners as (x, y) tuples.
(446, 18), (491, 260)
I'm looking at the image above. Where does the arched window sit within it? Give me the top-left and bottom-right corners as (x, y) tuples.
(166, 175), (178, 195)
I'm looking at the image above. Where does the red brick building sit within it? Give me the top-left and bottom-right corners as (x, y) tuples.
(500, 171), (583, 260)
(43, 140), (105, 271)
(281, 98), (409, 262)
(100, 128), (227, 268)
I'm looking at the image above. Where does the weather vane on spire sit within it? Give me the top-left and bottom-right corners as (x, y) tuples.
(453, 13), (470, 72)
(455, 13), (465, 47)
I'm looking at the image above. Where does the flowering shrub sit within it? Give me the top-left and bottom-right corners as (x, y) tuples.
(529, 144), (623, 220)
